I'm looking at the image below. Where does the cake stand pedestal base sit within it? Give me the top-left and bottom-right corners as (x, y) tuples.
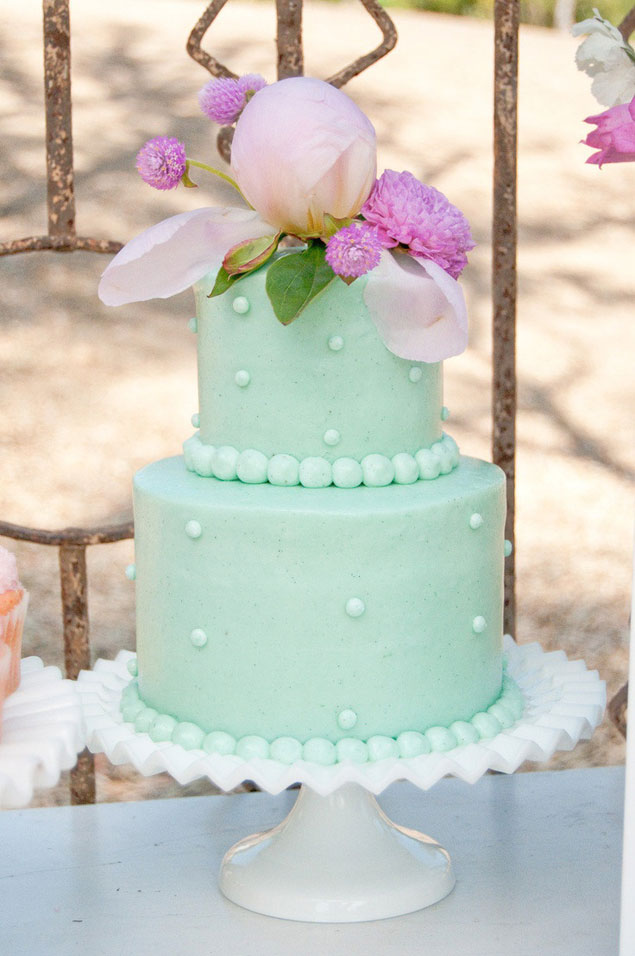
(220, 782), (454, 922)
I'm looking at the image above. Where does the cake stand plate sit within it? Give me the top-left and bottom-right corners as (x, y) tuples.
(77, 638), (605, 922)
(0, 657), (85, 809)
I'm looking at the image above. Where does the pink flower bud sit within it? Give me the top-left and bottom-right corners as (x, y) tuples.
(230, 77), (376, 236)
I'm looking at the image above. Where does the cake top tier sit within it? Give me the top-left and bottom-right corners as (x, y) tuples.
(185, 256), (460, 485)
(98, 76), (474, 367)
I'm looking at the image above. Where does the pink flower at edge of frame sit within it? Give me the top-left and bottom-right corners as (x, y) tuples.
(583, 96), (635, 166)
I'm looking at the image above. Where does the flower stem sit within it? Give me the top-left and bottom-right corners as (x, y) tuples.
(186, 159), (243, 196)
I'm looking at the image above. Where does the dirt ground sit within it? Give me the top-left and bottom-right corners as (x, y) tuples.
(0, 0), (633, 807)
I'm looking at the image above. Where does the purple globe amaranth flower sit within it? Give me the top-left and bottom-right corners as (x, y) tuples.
(136, 137), (186, 190)
(325, 222), (382, 278)
(361, 170), (475, 279)
(198, 74), (267, 126)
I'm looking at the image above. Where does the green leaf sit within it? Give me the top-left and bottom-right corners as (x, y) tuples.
(223, 233), (281, 275)
(207, 265), (244, 299)
(265, 244), (336, 325)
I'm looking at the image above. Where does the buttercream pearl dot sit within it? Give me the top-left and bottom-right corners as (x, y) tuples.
(270, 736), (303, 764)
(187, 316), (198, 333)
(337, 708), (358, 730)
(191, 413), (200, 428)
(212, 445), (239, 481)
(185, 520), (202, 539)
(299, 457), (332, 488)
(190, 628), (207, 648)
(126, 658), (138, 677)
(125, 563), (136, 581)
(415, 448), (441, 480)
(361, 454), (394, 487)
(345, 597), (365, 618)
(441, 406), (450, 421)
(332, 458), (363, 488)
(430, 440), (454, 475)
(472, 615), (487, 634)
(323, 428), (341, 446)
(236, 449), (268, 484)
(235, 735), (269, 760)
(232, 296), (250, 314)
(392, 453), (419, 485)
(149, 714), (177, 743)
(336, 738), (368, 763)
(191, 442), (215, 477)
(203, 731), (236, 756)
(408, 366), (423, 383)
(234, 369), (250, 387)
(504, 539), (513, 557)
(267, 454), (300, 486)
(303, 738), (336, 765)
(328, 334), (344, 351)
(172, 722), (205, 750)
(470, 513), (484, 530)
(367, 736), (399, 760)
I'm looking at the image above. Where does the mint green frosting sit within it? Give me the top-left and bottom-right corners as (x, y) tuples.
(120, 663), (524, 764)
(192, 263), (448, 465)
(132, 454), (506, 744)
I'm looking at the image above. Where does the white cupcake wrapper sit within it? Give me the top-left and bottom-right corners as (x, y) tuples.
(77, 637), (605, 797)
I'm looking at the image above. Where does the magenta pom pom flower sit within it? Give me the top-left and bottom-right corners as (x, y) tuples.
(199, 74), (267, 125)
(136, 137), (186, 191)
(361, 170), (474, 279)
(325, 222), (383, 279)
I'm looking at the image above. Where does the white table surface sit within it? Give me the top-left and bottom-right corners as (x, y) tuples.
(0, 766), (623, 955)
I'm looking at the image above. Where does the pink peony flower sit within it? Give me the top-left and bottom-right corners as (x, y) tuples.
(583, 96), (635, 166)
(230, 76), (376, 236)
(136, 137), (186, 190)
(361, 170), (475, 279)
(198, 74), (267, 126)
(325, 222), (382, 278)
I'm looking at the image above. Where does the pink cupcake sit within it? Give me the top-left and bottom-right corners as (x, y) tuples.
(0, 545), (29, 695)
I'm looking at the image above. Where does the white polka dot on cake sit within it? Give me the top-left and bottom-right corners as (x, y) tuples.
(345, 597), (365, 618)
(232, 296), (250, 314)
(190, 628), (207, 648)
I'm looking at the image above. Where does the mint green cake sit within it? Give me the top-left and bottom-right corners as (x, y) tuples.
(125, 261), (517, 764)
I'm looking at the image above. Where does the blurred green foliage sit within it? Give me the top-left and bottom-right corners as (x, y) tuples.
(379, 0), (633, 29)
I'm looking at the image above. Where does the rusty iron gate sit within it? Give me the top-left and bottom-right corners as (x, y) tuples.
(1, 0), (632, 804)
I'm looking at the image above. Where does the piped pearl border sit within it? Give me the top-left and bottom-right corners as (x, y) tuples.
(77, 638), (605, 795)
(183, 432), (460, 487)
(115, 662), (525, 766)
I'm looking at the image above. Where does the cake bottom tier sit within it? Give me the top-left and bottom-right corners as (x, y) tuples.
(132, 455), (506, 746)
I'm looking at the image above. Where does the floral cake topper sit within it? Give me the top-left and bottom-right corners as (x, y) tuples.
(572, 8), (635, 167)
(99, 75), (474, 362)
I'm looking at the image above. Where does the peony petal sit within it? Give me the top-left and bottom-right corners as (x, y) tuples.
(98, 207), (276, 306)
(363, 251), (468, 362)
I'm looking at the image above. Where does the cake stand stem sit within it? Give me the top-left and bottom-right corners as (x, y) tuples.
(219, 782), (455, 922)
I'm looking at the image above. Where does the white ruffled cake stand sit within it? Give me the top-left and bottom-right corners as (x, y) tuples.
(0, 657), (85, 809)
(77, 636), (605, 922)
